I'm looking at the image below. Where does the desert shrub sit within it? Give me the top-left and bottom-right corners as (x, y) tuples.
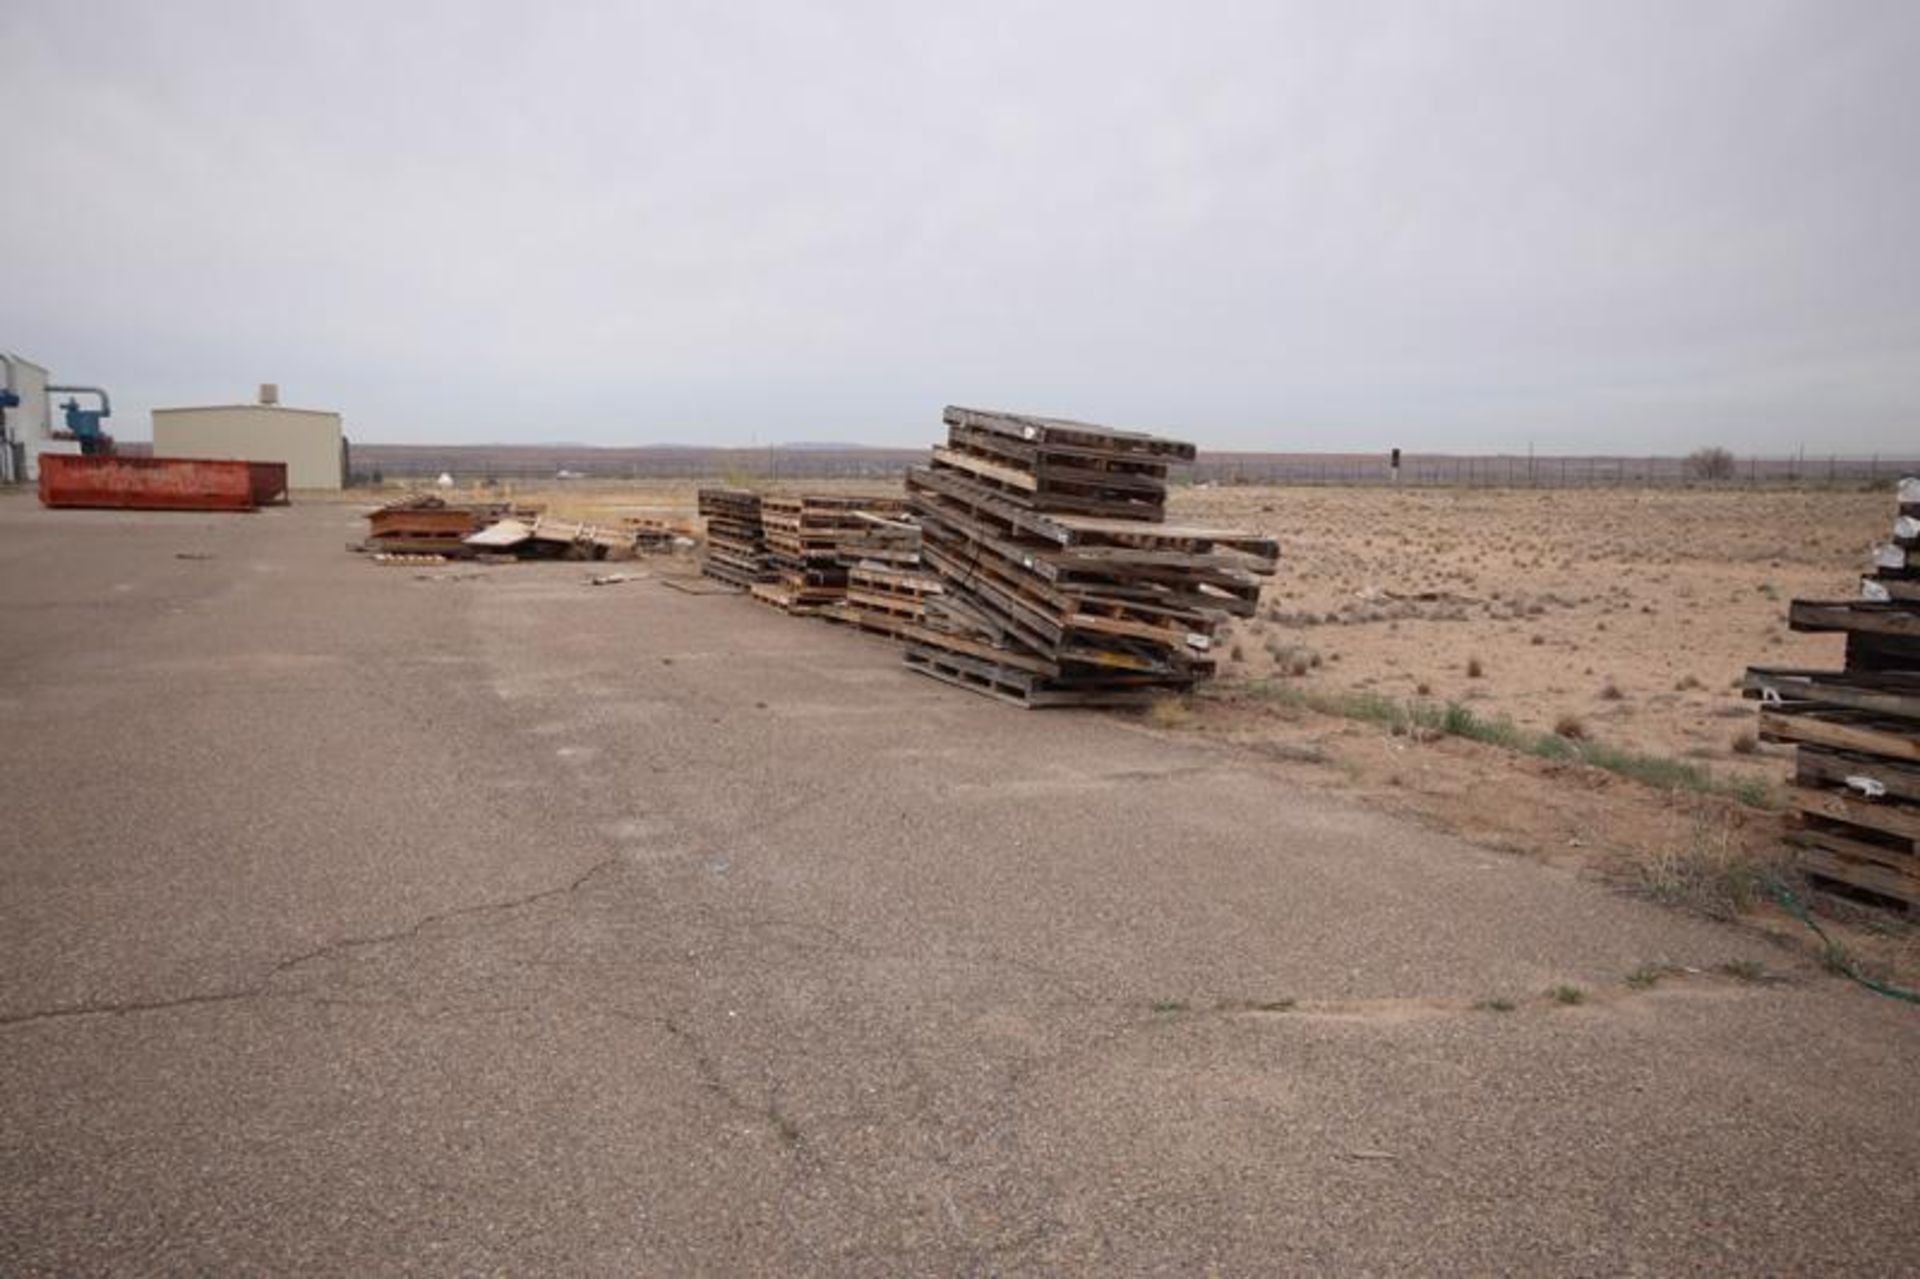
(1687, 446), (1736, 481)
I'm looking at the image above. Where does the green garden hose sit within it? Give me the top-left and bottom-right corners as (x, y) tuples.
(1765, 875), (1920, 1006)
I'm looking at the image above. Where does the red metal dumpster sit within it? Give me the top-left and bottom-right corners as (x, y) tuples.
(38, 455), (290, 512)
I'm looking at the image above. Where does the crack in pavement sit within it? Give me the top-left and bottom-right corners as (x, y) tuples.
(0, 856), (622, 1031)
(604, 1006), (809, 1154)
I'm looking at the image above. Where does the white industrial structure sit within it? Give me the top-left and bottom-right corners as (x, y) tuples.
(152, 386), (346, 490)
(0, 352), (83, 483)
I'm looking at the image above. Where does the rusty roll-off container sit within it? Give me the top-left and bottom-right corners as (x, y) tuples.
(37, 455), (290, 512)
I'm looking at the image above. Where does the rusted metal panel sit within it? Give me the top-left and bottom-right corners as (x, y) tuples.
(37, 455), (281, 512)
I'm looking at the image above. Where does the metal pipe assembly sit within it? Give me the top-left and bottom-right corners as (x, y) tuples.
(46, 384), (111, 415)
(46, 384), (114, 455)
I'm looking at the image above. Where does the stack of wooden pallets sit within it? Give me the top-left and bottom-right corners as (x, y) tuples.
(697, 488), (775, 588)
(902, 406), (1279, 707)
(835, 509), (921, 572)
(754, 494), (910, 615)
(822, 510), (934, 637)
(622, 516), (688, 553)
(1747, 476), (1920, 909)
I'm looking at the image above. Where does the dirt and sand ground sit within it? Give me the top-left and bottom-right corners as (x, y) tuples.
(1185, 485), (1884, 786)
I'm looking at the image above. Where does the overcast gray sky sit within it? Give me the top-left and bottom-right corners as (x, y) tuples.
(4, 0), (1915, 452)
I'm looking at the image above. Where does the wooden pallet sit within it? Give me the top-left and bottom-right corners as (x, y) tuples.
(749, 582), (830, 615)
(701, 558), (773, 589)
(821, 603), (917, 640)
(903, 646), (1166, 709)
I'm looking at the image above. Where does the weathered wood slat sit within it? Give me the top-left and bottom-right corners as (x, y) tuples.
(1794, 843), (1919, 907)
(942, 405), (1197, 461)
(1744, 670), (1920, 721)
(1788, 600), (1920, 638)
(1795, 748), (1920, 804)
(1759, 710), (1920, 762)
(930, 446), (1040, 493)
(1788, 786), (1920, 841)
(1865, 577), (1920, 602)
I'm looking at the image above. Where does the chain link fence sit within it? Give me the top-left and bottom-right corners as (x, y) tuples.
(346, 445), (1918, 490)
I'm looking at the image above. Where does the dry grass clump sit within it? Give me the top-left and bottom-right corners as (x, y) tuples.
(1599, 679), (1625, 701)
(1553, 712), (1587, 740)
(1145, 696), (1195, 730)
(1625, 962), (1680, 989)
(1729, 728), (1759, 754)
(1633, 817), (1789, 919)
(1263, 639), (1322, 678)
(1466, 656), (1485, 679)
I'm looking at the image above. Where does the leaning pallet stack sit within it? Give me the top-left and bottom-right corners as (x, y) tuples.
(697, 488), (775, 588)
(755, 495), (909, 615)
(902, 406), (1278, 707)
(1747, 476), (1920, 909)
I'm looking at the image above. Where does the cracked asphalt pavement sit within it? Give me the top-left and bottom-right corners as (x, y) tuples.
(2, 497), (1917, 1273)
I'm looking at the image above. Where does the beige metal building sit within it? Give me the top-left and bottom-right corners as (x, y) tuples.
(0, 352), (76, 483)
(152, 386), (345, 489)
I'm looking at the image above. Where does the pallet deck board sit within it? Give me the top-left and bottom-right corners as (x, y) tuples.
(1758, 709), (1920, 762)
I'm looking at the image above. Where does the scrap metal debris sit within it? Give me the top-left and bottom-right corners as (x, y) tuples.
(363, 495), (532, 556)
(357, 494), (690, 563)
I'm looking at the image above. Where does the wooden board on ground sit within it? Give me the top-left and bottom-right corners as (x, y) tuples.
(663, 575), (743, 596)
